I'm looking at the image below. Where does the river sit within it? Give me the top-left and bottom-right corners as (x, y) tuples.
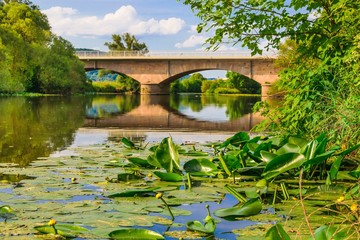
(0, 94), (263, 167)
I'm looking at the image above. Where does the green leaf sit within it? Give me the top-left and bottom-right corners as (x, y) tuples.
(183, 158), (218, 176)
(34, 224), (88, 238)
(154, 137), (180, 173)
(218, 131), (250, 148)
(265, 224), (291, 240)
(109, 228), (164, 239)
(186, 219), (216, 234)
(276, 143), (300, 155)
(0, 205), (13, 214)
(121, 137), (135, 148)
(309, 225), (348, 240)
(262, 153), (306, 180)
(328, 155), (343, 182)
(260, 150), (278, 163)
(302, 150), (335, 167)
(127, 157), (154, 168)
(154, 171), (183, 182)
(108, 187), (160, 197)
(117, 173), (144, 182)
(224, 184), (247, 203)
(214, 198), (262, 218)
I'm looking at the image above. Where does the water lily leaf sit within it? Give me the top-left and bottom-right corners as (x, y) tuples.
(186, 219), (216, 234)
(276, 143), (300, 155)
(218, 131), (250, 148)
(0, 205), (13, 214)
(309, 225), (348, 240)
(108, 187), (160, 197)
(154, 137), (180, 173)
(109, 228), (164, 239)
(34, 224), (88, 238)
(127, 157), (154, 168)
(117, 173), (144, 182)
(186, 204), (216, 234)
(183, 150), (208, 156)
(214, 198), (262, 218)
(262, 153), (306, 180)
(265, 223), (290, 240)
(260, 151), (278, 163)
(121, 137), (135, 148)
(183, 158), (217, 176)
(303, 150), (336, 167)
(154, 171), (183, 182)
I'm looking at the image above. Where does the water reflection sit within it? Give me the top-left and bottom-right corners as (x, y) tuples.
(86, 95), (140, 118)
(0, 94), (263, 166)
(0, 96), (87, 167)
(84, 94), (263, 131)
(170, 94), (260, 121)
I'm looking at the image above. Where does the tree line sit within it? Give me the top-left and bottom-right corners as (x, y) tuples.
(0, 0), (88, 94)
(171, 72), (261, 94)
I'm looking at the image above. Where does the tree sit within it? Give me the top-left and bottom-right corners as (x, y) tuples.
(182, 0), (360, 148)
(226, 71), (260, 94)
(105, 33), (148, 54)
(0, 1), (88, 94)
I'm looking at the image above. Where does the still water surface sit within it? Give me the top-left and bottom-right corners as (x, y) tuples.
(0, 94), (262, 167)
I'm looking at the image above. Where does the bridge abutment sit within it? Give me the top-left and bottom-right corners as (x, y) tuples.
(141, 84), (170, 95)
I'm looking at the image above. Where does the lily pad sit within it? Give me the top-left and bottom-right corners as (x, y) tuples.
(214, 198), (262, 218)
(153, 171), (183, 182)
(34, 223), (88, 238)
(109, 228), (164, 239)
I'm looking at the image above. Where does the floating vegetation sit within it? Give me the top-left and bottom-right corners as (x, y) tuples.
(0, 132), (359, 239)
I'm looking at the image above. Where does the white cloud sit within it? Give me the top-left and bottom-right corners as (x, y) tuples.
(175, 35), (207, 48)
(42, 5), (185, 37)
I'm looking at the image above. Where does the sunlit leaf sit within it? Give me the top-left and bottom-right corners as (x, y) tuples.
(109, 228), (164, 239)
(121, 137), (135, 148)
(154, 171), (183, 182)
(127, 157), (154, 168)
(214, 198), (262, 218)
(34, 224), (88, 238)
(183, 158), (217, 176)
(265, 223), (290, 240)
(262, 153), (306, 180)
(309, 225), (349, 240)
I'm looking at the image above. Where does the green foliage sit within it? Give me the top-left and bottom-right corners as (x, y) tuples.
(0, 1), (88, 94)
(171, 73), (205, 93)
(109, 229), (164, 240)
(226, 71), (261, 94)
(172, 72), (260, 94)
(105, 33), (149, 54)
(182, 0), (360, 150)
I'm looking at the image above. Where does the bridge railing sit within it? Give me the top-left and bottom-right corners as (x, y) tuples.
(75, 50), (276, 58)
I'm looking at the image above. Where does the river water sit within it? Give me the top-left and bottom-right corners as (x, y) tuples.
(0, 94), (263, 167)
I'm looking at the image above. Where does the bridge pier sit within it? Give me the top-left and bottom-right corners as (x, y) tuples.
(141, 84), (170, 95)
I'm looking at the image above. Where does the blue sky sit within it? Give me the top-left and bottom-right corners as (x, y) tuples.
(31, 0), (220, 52)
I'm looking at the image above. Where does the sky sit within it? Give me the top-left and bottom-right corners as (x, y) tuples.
(31, 0), (232, 52)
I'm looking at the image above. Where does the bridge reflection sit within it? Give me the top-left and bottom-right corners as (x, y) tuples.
(83, 95), (264, 132)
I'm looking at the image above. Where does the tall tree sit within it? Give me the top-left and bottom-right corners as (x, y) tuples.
(105, 33), (149, 54)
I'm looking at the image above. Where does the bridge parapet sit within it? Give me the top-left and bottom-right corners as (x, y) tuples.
(76, 50), (277, 59)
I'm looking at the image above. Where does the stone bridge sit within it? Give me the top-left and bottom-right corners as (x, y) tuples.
(77, 51), (279, 95)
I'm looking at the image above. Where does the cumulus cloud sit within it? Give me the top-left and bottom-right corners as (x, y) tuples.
(175, 35), (208, 48)
(42, 5), (185, 37)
